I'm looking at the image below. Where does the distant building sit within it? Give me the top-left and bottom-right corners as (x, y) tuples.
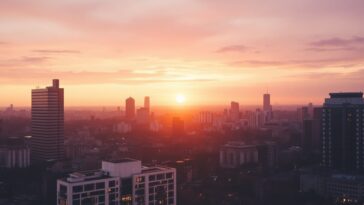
(144, 96), (150, 114)
(246, 109), (264, 128)
(219, 141), (277, 169)
(230, 101), (240, 121)
(321, 92), (364, 172)
(57, 158), (177, 205)
(31, 79), (64, 162)
(302, 107), (322, 152)
(125, 97), (135, 120)
(136, 108), (150, 125)
(263, 93), (273, 123)
(114, 122), (132, 134)
(198, 111), (213, 125)
(0, 137), (30, 168)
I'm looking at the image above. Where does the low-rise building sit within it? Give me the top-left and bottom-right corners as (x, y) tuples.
(57, 158), (176, 205)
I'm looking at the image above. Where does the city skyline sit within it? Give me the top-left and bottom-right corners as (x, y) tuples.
(1, 0), (364, 106)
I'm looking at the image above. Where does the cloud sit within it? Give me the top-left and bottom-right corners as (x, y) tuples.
(310, 36), (364, 47)
(230, 56), (363, 69)
(216, 45), (248, 53)
(0, 56), (50, 67)
(0, 68), (216, 85)
(307, 36), (364, 52)
(32, 49), (80, 54)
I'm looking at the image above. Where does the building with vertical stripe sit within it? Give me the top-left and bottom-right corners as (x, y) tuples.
(31, 79), (64, 162)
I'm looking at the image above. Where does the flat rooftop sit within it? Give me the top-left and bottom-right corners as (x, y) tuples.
(103, 158), (139, 163)
(329, 92), (363, 98)
(59, 170), (114, 183)
(141, 166), (175, 174)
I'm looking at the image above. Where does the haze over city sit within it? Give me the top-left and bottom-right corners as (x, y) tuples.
(2, 0), (364, 106)
(1, 1), (364, 205)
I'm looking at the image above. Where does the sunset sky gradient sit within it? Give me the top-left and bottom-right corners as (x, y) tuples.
(1, 0), (364, 106)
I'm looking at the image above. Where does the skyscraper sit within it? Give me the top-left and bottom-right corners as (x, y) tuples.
(144, 96), (150, 114)
(321, 92), (364, 172)
(230, 101), (240, 121)
(263, 93), (273, 122)
(263, 93), (271, 111)
(31, 79), (64, 162)
(125, 97), (135, 120)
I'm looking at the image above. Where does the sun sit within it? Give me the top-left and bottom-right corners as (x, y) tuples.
(176, 94), (186, 104)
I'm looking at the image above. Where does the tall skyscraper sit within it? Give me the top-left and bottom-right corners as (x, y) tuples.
(230, 101), (240, 121)
(144, 96), (150, 114)
(125, 97), (135, 120)
(263, 93), (271, 111)
(263, 93), (273, 122)
(31, 79), (64, 162)
(321, 92), (364, 172)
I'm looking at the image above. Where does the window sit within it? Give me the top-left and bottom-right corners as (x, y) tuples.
(157, 174), (165, 180)
(149, 175), (156, 181)
(96, 182), (105, 189)
(166, 173), (173, 179)
(85, 183), (95, 191)
(72, 200), (80, 205)
(72, 185), (83, 193)
(109, 180), (116, 187)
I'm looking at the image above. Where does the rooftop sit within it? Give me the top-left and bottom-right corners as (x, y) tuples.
(103, 158), (139, 163)
(59, 170), (114, 183)
(329, 92), (363, 98)
(141, 166), (175, 174)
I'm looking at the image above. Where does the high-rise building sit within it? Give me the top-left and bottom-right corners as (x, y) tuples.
(31, 79), (64, 162)
(57, 158), (177, 205)
(263, 93), (273, 122)
(263, 93), (271, 111)
(230, 101), (240, 121)
(321, 92), (364, 172)
(144, 96), (150, 114)
(125, 97), (135, 120)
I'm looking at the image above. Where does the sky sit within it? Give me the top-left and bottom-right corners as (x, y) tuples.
(1, 0), (364, 107)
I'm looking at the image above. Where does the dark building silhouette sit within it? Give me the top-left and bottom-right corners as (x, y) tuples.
(263, 93), (273, 122)
(321, 92), (364, 172)
(125, 97), (135, 120)
(31, 79), (64, 162)
(144, 96), (150, 114)
(230, 101), (239, 121)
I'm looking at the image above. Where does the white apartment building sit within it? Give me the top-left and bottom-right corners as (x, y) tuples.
(57, 158), (177, 205)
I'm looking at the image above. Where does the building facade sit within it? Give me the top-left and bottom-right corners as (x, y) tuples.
(31, 79), (64, 162)
(125, 97), (136, 120)
(57, 158), (177, 205)
(321, 92), (364, 172)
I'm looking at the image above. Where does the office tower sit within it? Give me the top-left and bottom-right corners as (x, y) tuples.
(263, 93), (271, 111)
(31, 79), (64, 162)
(230, 101), (240, 121)
(125, 97), (135, 120)
(57, 158), (177, 205)
(321, 92), (364, 172)
(144, 96), (150, 114)
(263, 93), (273, 122)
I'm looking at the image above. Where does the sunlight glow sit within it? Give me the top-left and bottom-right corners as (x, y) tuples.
(176, 94), (186, 104)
